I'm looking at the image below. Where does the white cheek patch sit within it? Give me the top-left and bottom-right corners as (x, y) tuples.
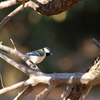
(44, 48), (50, 53)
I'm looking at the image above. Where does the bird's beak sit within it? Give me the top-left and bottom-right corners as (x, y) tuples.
(50, 53), (53, 55)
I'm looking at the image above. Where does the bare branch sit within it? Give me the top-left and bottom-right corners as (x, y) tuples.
(0, 3), (29, 29)
(14, 85), (35, 100)
(0, 39), (100, 99)
(35, 88), (48, 100)
(0, 0), (81, 29)
(91, 38), (100, 48)
(10, 38), (17, 50)
(0, 50), (33, 75)
(79, 85), (92, 100)
(0, 42), (40, 71)
(63, 38), (100, 100)
(66, 84), (87, 100)
(0, 79), (32, 95)
(2, 43), (100, 85)
(0, 73), (4, 88)
(41, 85), (56, 100)
(61, 85), (74, 100)
(0, 0), (19, 10)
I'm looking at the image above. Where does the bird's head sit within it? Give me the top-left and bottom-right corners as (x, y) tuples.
(43, 47), (53, 56)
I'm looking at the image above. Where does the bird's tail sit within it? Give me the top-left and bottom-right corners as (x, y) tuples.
(17, 53), (27, 58)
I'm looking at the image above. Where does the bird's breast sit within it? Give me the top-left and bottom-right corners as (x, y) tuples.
(28, 55), (46, 64)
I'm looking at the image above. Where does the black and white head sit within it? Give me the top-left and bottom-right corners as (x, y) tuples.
(43, 47), (53, 56)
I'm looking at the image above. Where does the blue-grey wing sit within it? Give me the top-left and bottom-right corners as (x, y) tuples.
(25, 51), (44, 57)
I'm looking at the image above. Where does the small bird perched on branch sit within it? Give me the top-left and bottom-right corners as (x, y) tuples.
(24, 47), (53, 64)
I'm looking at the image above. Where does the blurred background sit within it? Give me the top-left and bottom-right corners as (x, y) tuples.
(0, 0), (100, 99)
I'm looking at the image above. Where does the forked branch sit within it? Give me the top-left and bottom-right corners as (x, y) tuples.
(41, 85), (56, 100)
(0, 42), (40, 71)
(63, 38), (100, 100)
(0, 79), (32, 95)
(0, 0), (81, 28)
(0, 2), (30, 28)
(35, 88), (48, 100)
(0, 39), (100, 100)
(14, 85), (35, 100)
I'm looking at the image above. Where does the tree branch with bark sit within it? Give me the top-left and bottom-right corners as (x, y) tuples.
(0, 0), (99, 100)
(0, 0), (81, 28)
(0, 38), (100, 100)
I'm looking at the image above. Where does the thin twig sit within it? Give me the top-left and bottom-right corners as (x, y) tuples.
(0, 73), (4, 88)
(0, 79), (32, 95)
(0, 3), (29, 28)
(79, 85), (93, 100)
(91, 38), (100, 48)
(0, 42), (40, 71)
(14, 85), (35, 100)
(64, 39), (100, 100)
(0, 0), (19, 10)
(35, 88), (48, 100)
(66, 84), (88, 100)
(61, 85), (74, 100)
(10, 38), (17, 50)
(0, 50), (33, 75)
(41, 85), (56, 100)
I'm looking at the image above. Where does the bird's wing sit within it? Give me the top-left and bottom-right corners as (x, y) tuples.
(25, 50), (44, 57)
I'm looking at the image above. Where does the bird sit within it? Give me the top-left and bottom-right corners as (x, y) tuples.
(24, 47), (53, 64)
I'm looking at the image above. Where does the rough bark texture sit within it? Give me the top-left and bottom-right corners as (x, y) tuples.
(30, 0), (81, 16)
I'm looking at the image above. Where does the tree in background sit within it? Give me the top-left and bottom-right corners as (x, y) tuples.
(0, 0), (100, 100)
